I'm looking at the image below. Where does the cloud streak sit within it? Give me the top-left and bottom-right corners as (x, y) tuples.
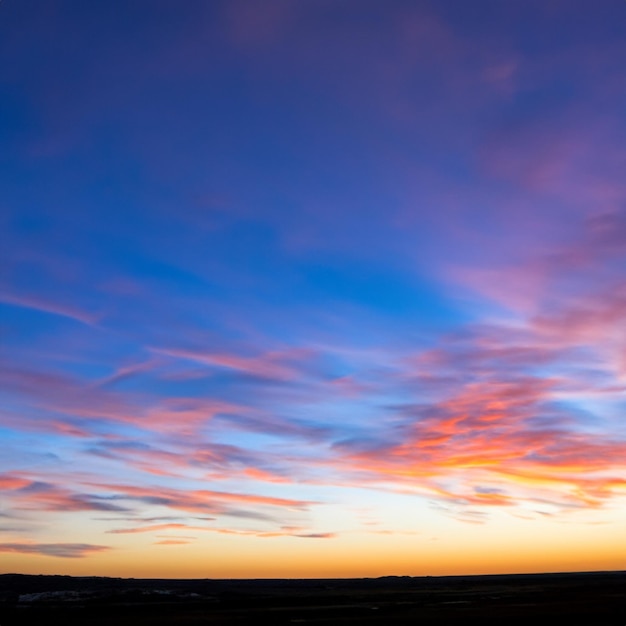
(0, 291), (99, 326)
(0, 542), (110, 558)
(107, 522), (214, 534)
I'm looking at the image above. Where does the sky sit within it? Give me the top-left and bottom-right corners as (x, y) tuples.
(1, 0), (625, 579)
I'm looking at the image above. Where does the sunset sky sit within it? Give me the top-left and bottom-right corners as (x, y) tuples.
(1, 0), (626, 578)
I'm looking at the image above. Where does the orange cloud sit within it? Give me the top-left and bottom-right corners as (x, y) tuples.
(241, 467), (291, 483)
(195, 526), (335, 539)
(0, 474), (32, 490)
(333, 329), (626, 514)
(107, 522), (214, 534)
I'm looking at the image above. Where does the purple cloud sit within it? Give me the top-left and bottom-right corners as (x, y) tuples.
(0, 542), (110, 558)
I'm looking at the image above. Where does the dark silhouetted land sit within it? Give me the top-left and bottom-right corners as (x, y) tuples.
(1, 570), (625, 625)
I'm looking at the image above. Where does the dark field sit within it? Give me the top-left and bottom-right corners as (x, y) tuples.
(1, 570), (625, 625)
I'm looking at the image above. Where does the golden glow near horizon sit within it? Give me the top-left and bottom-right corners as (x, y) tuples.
(2, 482), (625, 578)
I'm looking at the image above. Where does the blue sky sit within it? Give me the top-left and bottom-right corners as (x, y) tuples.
(1, 0), (626, 577)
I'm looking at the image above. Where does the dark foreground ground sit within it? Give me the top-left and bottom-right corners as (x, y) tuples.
(1, 570), (625, 625)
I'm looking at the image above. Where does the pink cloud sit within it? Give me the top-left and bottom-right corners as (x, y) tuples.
(0, 291), (99, 326)
(328, 375), (373, 397)
(449, 264), (549, 314)
(94, 359), (161, 388)
(152, 346), (311, 381)
(88, 481), (314, 515)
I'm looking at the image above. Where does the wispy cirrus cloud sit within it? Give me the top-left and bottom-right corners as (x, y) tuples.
(201, 525), (336, 539)
(0, 362), (251, 438)
(86, 438), (295, 482)
(3, 478), (132, 513)
(152, 345), (312, 381)
(0, 355), (327, 448)
(90, 482), (315, 514)
(0, 291), (99, 326)
(450, 210), (626, 317)
(1, 473), (315, 535)
(107, 521), (334, 540)
(0, 542), (110, 558)
(107, 522), (214, 534)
